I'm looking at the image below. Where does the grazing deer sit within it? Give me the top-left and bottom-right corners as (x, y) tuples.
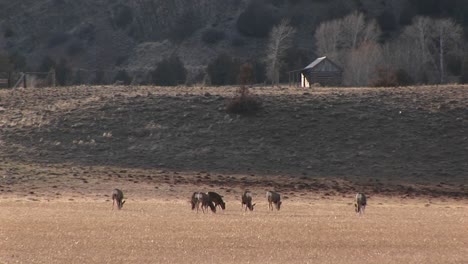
(191, 192), (216, 213)
(207, 192), (226, 210)
(355, 193), (367, 215)
(112, 189), (125, 210)
(266, 191), (281, 211)
(241, 191), (255, 211)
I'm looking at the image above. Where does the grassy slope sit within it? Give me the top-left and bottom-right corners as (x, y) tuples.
(0, 85), (467, 199)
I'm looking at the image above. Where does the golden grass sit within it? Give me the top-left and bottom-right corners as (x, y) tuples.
(1, 199), (467, 264)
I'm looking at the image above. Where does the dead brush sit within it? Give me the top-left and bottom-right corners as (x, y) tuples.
(226, 86), (261, 115)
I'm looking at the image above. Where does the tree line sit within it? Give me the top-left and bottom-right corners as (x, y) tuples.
(315, 12), (465, 86)
(1, 8), (467, 87)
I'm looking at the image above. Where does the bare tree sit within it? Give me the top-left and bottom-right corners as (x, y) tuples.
(389, 16), (463, 84)
(340, 12), (380, 50)
(400, 16), (434, 82)
(315, 19), (342, 62)
(432, 18), (463, 83)
(265, 19), (296, 85)
(344, 41), (383, 86)
(314, 12), (382, 86)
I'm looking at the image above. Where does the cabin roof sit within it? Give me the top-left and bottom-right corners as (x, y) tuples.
(303, 56), (342, 71)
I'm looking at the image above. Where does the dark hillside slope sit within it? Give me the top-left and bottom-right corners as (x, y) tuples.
(2, 0), (467, 81)
(1, 86), (466, 185)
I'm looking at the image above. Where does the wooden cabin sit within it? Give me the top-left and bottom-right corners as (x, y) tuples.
(300, 56), (342, 87)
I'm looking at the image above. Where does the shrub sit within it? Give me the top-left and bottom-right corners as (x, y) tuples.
(226, 86), (262, 115)
(370, 68), (413, 87)
(253, 60), (266, 83)
(66, 41), (84, 56)
(55, 58), (71, 86)
(206, 54), (241, 86)
(231, 37), (246, 47)
(0, 53), (13, 72)
(93, 70), (106, 85)
(202, 29), (225, 45)
(236, 0), (279, 38)
(151, 56), (187, 86)
(169, 10), (201, 43)
(38, 56), (56, 72)
(114, 70), (132, 85)
(113, 4), (133, 29)
(8, 52), (27, 71)
(76, 22), (96, 42)
(446, 54), (462, 76)
(238, 63), (255, 85)
(115, 55), (128, 66)
(72, 70), (85, 85)
(47, 32), (70, 48)
(4, 28), (14, 38)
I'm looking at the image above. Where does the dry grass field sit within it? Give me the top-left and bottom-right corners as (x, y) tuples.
(0, 85), (467, 263)
(1, 196), (467, 264)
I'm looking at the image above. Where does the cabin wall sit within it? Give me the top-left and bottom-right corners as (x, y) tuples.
(301, 73), (310, 87)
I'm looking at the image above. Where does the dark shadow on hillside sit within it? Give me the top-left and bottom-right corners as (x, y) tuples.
(2, 92), (467, 190)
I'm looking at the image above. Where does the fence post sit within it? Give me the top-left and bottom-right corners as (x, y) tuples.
(23, 73), (27, 88)
(8, 72), (11, 88)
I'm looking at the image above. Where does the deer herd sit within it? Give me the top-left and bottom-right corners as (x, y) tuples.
(112, 188), (368, 215)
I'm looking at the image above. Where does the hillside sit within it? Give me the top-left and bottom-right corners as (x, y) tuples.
(0, 85), (467, 199)
(1, 0), (468, 84)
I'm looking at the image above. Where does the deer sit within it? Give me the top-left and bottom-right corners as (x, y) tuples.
(191, 192), (216, 213)
(241, 191), (255, 211)
(355, 193), (367, 215)
(266, 191), (281, 211)
(207, 192), (226, 211)
(112, 189), (125, 210)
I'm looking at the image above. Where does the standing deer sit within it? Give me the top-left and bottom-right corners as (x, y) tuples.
(241, 191), (255, 211)
(266, 191), (281, 211)
(207, 192), (226, 210)
(112, 189), (125, 210)
(355, 193), (367, 215)
(191, 192), (216, 213)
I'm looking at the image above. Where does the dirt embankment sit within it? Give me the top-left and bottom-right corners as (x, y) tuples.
(0, 85), (467, 200)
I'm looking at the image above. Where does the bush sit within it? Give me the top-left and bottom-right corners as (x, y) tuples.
(93, 70), (106, 85)
(115, 55), (128, 66)
(202, 29), (225, 45)
(113, 4), (133, 29)
(8, 52), (27, 71)
(4, 28), (14, 38)
(0, 53), (13, 72)
(169, 10), (201, 43)
(370, 68), (413, 87)
(38, 56), (56, 72)
(76, 22), (95, 42)
(231, 37), (246, 47)
(47, 32), (70, 48)
(66, 41), (84, 56)
(151, 56), (187, 86)
(114, 70), (132, 85)
(238, 63), (255, 85)
(226, 86), (262, 115)
(236, 0), (279, 38)
(253, 60), (266, 83)
(206, 54), (241, 86)
(55, 58), (71, 86)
